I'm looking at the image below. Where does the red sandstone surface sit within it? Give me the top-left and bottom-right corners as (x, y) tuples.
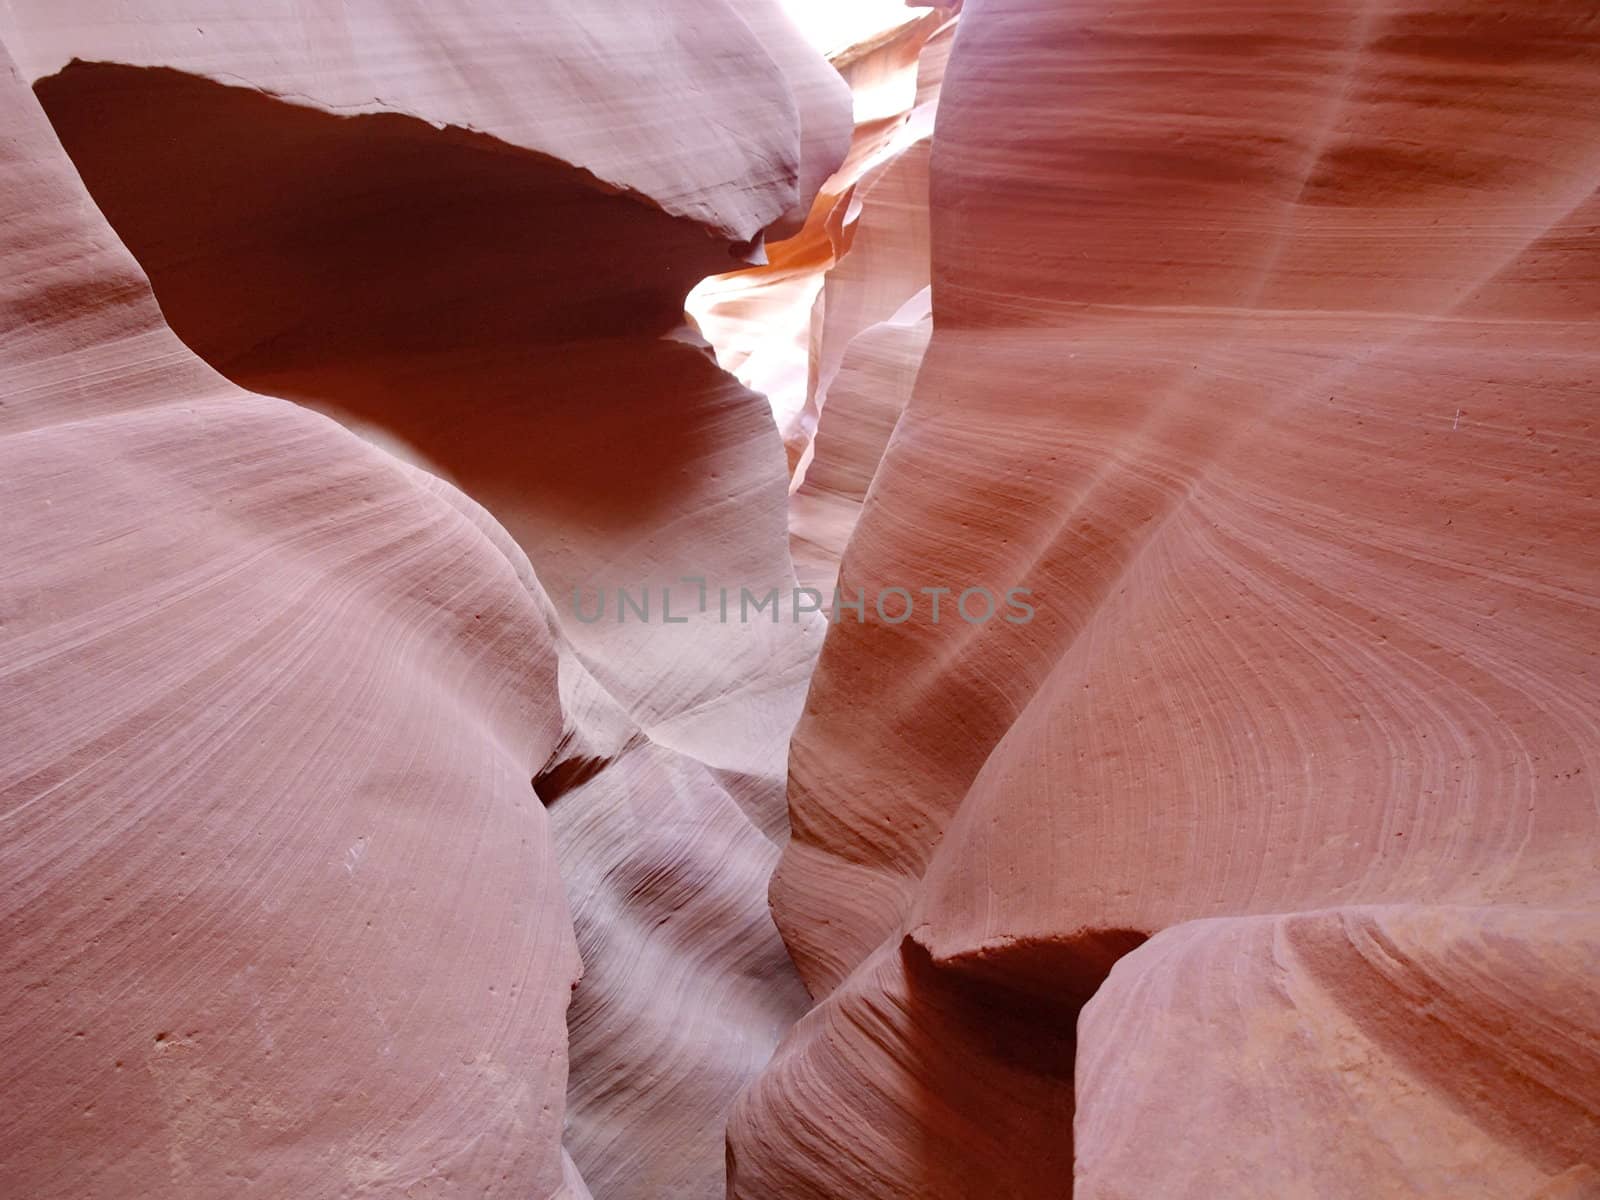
(2, 1), (1597, 1197)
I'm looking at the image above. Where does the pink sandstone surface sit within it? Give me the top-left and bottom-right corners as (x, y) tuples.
(688, 7), (954, 469)
(745, 0), (1600, 1195)
(3, 0), (1600, 1196)
(0, 41), (583, 1196)
(0, 2), (846, 1196)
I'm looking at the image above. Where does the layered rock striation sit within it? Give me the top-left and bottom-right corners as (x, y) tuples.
(0, 42), (583, 1197)
(4, 1), (1599, 1196)
(746, 0), (1600, 1195)
(0, 3), (849, 1196)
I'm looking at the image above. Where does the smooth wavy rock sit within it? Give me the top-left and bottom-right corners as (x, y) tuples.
(805, 17), (954, 445)
(750, 0), (1600, 1193)
(789, 290), (931, 594)
(1076, 908), (1600, 1198)
(518, 362), (834, 1192)
(777, 0), (1600, 992)
(784, 17), (952, 612)
(0, 44), (581, 1199)
(4, 3), (851, 1196)
(11, 3), (840, 774)
(2, 0), (843, 242)
(727, 937), (1074, 1200)
(687, 8), (953, 465)
(545, 679), (811, 1199)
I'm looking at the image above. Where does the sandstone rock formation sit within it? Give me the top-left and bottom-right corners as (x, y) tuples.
(747, 0), (1600, 1194)
(688, 7), (954, 469)
(0, 3), (849, 1196)
(803, 15), (953, 456)
(783, 14), (955, 594)
(1076, 907), (1600, 1198)
(788, 288), (931, 595)
(5, 0), (1600, 1196)
(0, 44), (582, 1196)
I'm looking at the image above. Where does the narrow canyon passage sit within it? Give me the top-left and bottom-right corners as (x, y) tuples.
(2, 3), (1598, 1199)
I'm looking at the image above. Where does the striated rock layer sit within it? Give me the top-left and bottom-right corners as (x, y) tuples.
(0, 44), (582, 1198)
(7, 0), (1600, 1195)
(788, 289), (931, 596)
(688, 7), (954, 470)
(1076, 907), (1600, 1198)
(2, 0), (842, 241)
(746, 0), (1600, 1195)
(1, 3), (851, 1196)
(783, 15), (955, 594)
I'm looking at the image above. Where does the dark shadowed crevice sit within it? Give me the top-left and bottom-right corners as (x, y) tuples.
(533, 754), (616, 808)
(33, 60), (744, 378)
(915, 925), (1152, 1018)
(900, 935), (1080, 1199)
(898, 926), (1151, 1198)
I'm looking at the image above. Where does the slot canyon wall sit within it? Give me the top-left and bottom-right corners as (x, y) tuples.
(0, 2), (847, 1195)
(1, 1), (1598, 1198)
(744, 1), (1600, 1197)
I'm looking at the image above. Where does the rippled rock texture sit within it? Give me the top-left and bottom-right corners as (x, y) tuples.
(0, 2), (847, 1196)
(746, 0), (1600, 1196)
(5, 0), (1600, 1197)
(0, 42), (584, 1196)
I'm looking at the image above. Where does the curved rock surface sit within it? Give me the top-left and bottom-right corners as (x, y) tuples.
(0, 45), (581, 1198)
(2, 3), (849, 1196)
(805, 16), (953, 450)
(3, 0), (840, 241)
(728, 937), (1074, 1200)
(8, 0), (1600, 1195)
(1076, 907), (1600, 1198)
(688, 8), (953, 466)
(789, 290), (931, 595)
(749, 0), (1600, 1193)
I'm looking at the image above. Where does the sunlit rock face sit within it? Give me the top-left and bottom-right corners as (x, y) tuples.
(5, 0), (1600, 1197)
(747, 0), (1600, 1194)
(687, 7), (954, 472)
